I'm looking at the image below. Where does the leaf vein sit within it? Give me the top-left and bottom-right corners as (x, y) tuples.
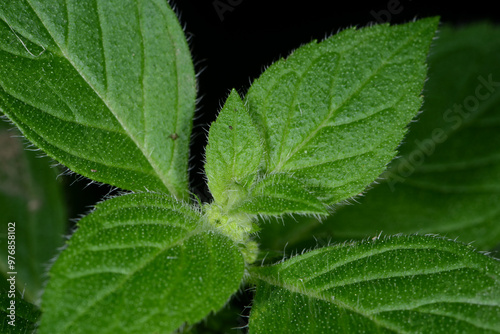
(274, 28), (424, 172)
(23, 0), (179, 196)
(59, 229), (203, 332)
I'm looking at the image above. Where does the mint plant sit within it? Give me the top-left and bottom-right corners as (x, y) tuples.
(1, 1), (499, 333)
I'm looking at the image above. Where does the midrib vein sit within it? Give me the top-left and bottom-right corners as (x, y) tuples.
(272, 27), (425, 173)
(58, 226), (204, 333)
(25, 0), (180, 197)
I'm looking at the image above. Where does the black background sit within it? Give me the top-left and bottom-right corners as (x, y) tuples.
(68, 0), (500, 224)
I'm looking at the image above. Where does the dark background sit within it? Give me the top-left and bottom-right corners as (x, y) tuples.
(68, 0), (500, 222)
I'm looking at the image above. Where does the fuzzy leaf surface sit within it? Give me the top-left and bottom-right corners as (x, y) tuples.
(287, 23), (500, 250)
(205, 90), (327, 215)
(205, 89), (263, 208)
(0, 117), (66, 303)
(237, 173), (328, 215)
(39, 193), (244, 334)
(0, 0), (196, 199)
(249, 235), (500, 333)
(240, 17), (438, 215)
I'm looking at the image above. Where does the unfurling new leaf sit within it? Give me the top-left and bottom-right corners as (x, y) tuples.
(205, 89), (263, 209)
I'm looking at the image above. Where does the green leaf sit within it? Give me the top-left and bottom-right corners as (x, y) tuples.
(239, 17), (438, 215)
(39, 193), (244, 334)
(0, 117), (66, 303)
(293, 23), (500, 250)
(249, 235), (500, 333)
(205, 89), (263, 209)
(0, 0), (196, 199)
(237, 173), (328, 216)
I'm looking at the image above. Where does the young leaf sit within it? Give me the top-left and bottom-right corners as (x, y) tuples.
(0, 0), (196, 199)
(236, 173), (328, 216)
(249, 235), (500, 333)
(205, 89), (263, 208)
(0, 117), (66, 303)
(293, 23), (500, 250)
(39, 193), (245, 334)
